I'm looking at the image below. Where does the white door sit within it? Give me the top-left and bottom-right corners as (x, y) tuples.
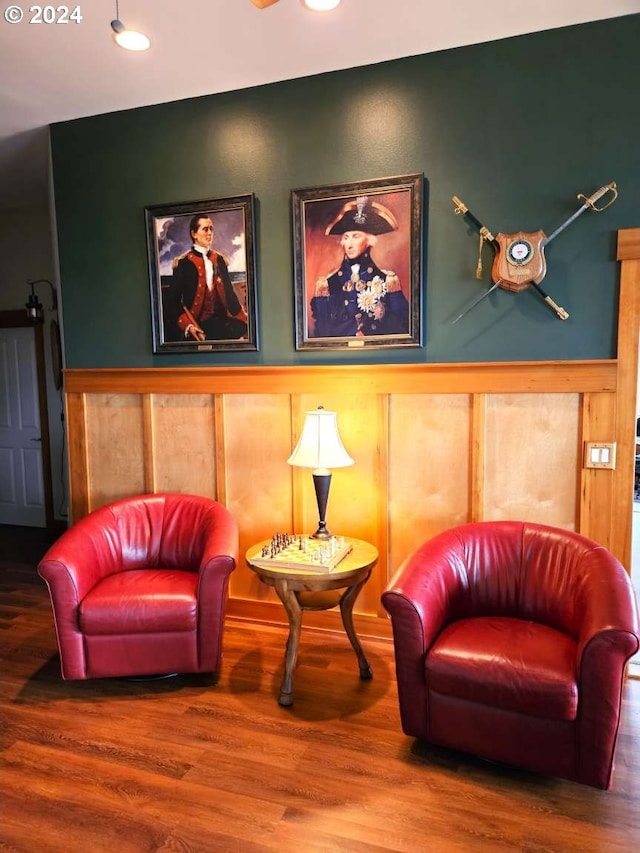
(0, 327), (46, 526)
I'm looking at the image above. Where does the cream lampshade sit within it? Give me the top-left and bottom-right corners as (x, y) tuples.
(287, 407), (353, 538)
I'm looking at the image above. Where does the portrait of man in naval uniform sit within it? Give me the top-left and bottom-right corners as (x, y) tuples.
(292, 176), (423, 350)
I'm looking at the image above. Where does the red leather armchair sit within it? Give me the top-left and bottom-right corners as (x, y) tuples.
(381, 521), (639, 789)
(38, 493), (238, 680)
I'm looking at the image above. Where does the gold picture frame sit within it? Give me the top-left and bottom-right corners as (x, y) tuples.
(292, 174), (424, 350)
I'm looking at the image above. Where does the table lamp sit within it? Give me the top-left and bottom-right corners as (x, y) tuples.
(287, 407), (354, 539)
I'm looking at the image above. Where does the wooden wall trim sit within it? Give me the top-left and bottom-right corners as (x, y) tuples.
(0, 309), (34, 327)
(612, 227), (640, 567)
(470, 393), (486, 521)
(617, 227), (640, 262)
(375, 393), (390, 614)
(63, 359), (616, 396)
(142, 394), (156, 493)
(66, 391), (89, 521)
(213, 395), (226, 506)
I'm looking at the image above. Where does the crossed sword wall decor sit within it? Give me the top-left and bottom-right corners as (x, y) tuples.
(451, 181), (618, 324)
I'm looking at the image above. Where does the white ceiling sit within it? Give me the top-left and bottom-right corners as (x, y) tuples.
(0, 0), (637, 210)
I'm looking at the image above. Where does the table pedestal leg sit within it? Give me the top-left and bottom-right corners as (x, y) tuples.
(340, 576), (373, 680)
(274, 578), (302, 706)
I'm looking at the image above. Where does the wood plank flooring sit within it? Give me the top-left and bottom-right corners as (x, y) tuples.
(1, 525), (639, 852)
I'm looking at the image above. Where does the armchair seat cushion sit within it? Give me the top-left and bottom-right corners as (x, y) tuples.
(427, 616), (578, 720)
(79, 570), (198, 635)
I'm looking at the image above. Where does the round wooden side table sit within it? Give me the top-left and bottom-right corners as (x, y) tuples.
(246, 537), (378, 706)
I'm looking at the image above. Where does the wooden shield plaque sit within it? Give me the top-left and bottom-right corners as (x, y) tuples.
(492, 230), (548, 292)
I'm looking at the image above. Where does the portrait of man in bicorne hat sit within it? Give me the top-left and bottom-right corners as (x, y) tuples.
(309, 194), (410, 339)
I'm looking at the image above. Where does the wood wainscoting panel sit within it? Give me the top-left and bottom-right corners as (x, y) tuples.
(335, 392), (386, 615)
(84, 393), (146, 512)
(483, 393), (580, 528)
(387, 394), (471, 581)
(223, 394), (294, 603)
(63, 353), (631, 632)
(150, 394), (217, 498)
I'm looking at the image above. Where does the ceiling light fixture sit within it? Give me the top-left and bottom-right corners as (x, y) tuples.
(111, 1), (150, 51)
(252, 1), (342, 11)
(301, 0), (342, 11)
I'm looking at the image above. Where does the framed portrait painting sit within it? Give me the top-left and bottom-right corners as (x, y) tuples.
(292, 174), (424, 350)
(145, 194), (258, 353)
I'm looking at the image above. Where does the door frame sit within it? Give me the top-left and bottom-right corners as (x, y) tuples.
(0, 309), (55, 531)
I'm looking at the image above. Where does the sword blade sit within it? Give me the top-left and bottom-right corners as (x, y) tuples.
(542, 181), (617, 245)
(542, 202), (589, 246)
(452, 279), (503, 325)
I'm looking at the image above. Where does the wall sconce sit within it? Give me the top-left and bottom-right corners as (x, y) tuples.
(287, 406), (353, 538)
(111, 0), (150, 51)
(26, 279), (57, 323)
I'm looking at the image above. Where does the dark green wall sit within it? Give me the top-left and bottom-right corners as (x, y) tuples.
(51, 15), (640, 368)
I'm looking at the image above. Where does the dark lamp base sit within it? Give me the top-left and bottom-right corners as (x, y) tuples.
(311, 525), (332, 540)
(312, 472), (334, 541)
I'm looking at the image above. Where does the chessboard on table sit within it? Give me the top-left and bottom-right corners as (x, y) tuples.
(250, 534), (353, 572)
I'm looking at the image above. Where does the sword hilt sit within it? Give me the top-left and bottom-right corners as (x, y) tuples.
(578, 181), (617, 212)
(452, 196), (496, 243)
(452, 195), (467, 215)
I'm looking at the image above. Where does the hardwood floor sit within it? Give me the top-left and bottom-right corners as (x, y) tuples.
(1, 525), (639, 853)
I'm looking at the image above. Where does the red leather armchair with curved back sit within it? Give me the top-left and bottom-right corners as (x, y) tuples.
(381, 521), (639, 789)
(38, 493), (238, 680)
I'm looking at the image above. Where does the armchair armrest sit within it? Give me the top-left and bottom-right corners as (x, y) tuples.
(382, 533), (467, 649)
(198, 502), (239, 572)
(570, 547), (639, 787)
(197, 510), (238, 620)
(574, 547), (639, 658)
(382, 534), (467, 739)
(37, 508), (125, 679)
(38, 507), (124, 604)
